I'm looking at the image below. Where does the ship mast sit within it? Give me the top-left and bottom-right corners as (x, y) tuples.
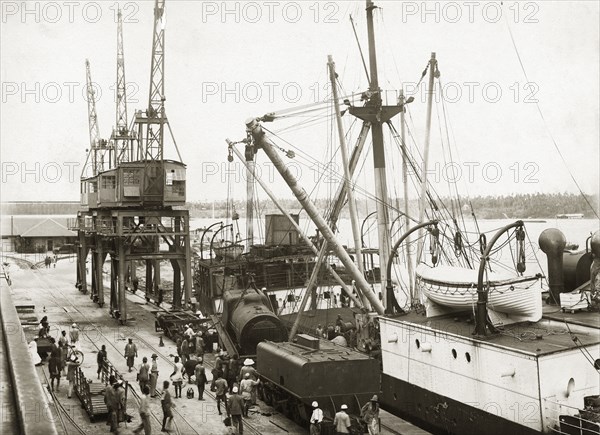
(348, 0), (402, 312)
(399, 90), (415, 301)
(416, 52), (437, 297)
(328, 55), (368, 308)
(245, 142), (255, 249)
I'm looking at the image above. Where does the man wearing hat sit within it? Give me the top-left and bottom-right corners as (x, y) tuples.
(333, 404), (351, 434)
(310, 401), (323, 434)
(239, 358), (257, 382)
(149, 354), (159, 397)
(361, 395), (380, 434)
(239, 373), (260, 417)
(227, 386), (244, 434)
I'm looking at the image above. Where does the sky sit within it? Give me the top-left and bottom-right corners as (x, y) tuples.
(1, 0), (599, 205)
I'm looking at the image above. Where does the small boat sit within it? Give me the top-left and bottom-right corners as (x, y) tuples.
(212, 240), (244, 260)
(416, 263), (543, 322)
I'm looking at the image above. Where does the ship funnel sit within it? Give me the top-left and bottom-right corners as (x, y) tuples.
(539, 228), (566, 304)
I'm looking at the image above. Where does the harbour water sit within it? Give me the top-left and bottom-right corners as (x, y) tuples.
(190, 216), (598, 315)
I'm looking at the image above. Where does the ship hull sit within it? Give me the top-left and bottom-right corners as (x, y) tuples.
(380, 373), (541, 435)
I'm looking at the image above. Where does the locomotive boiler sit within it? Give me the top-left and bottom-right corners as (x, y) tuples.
(257, 335), (380, 433)
(221, 288), (288, 356)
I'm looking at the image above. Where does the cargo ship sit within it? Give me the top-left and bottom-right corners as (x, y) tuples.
(223, 1), (600, 434)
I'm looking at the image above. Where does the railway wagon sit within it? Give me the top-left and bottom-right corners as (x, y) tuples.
(257, 336), (379, 434)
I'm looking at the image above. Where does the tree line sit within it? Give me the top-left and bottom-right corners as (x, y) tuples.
(187, 192), (598, 220)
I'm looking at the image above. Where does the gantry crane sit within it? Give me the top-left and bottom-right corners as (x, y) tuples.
(83, 59), (109, 177)
(72, 0), (191, 323)
(112, 8), (135, 165)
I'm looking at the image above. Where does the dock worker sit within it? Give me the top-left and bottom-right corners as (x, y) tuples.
(176, 336), (183, 361)
(180, 336), (190, 364)
(170, 356), (184, 398)
(195, 331), (205, 358)
(183, 354), (199, 383)
(211, 351), (225, 391)
(38, 316), (50, 338)
(239, 358), (257, 382)
(310, 401), (324, 435)
(214, 372), (229, 415)
(161, 380), (175, 432)
(97, 344), (107, 379)
(228, 386), (244, 434)
(239, 373), (260, 417)
(48, 339), (61, 392)
(124, 338), (138, 372)
(105, 376), (118, 433)
(133, 385), (151, 435)
(58, 330), (68, 374)
(65, 353), (81, 399)
(69, 323), (80, 346)
(361, 394), (380, 435)
(184, 324), (194, 339)
(138, 356), (151, 393)
(227, 354), (240, 393)
(194, 358), (207, 400)
(149, 354), (159, 398)
(334, 404), (352, 434)
(115, 379), (132, 425)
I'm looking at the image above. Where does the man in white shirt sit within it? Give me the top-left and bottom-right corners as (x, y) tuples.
(69, 323), (79, 346)
(334, 404), (351, 434)
(310, 401), (324, 434)
(133, 385), (151, 434)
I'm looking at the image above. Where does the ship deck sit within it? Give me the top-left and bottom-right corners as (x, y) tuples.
(388, 305), (600, 357)
(280, 306), (360, 334)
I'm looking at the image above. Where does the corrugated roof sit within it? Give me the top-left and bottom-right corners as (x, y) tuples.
(20, 218), (75, 238)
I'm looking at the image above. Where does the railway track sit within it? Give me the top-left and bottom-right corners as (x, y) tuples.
(131, 330), (263, 435)
(26, 267), (264, 435)
(38, 367), (87, 435)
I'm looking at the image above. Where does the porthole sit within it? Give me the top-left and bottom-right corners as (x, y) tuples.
(451, 349), (457, 359)
(465, 352), (471, 363)
(415, 339), (420, 349)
